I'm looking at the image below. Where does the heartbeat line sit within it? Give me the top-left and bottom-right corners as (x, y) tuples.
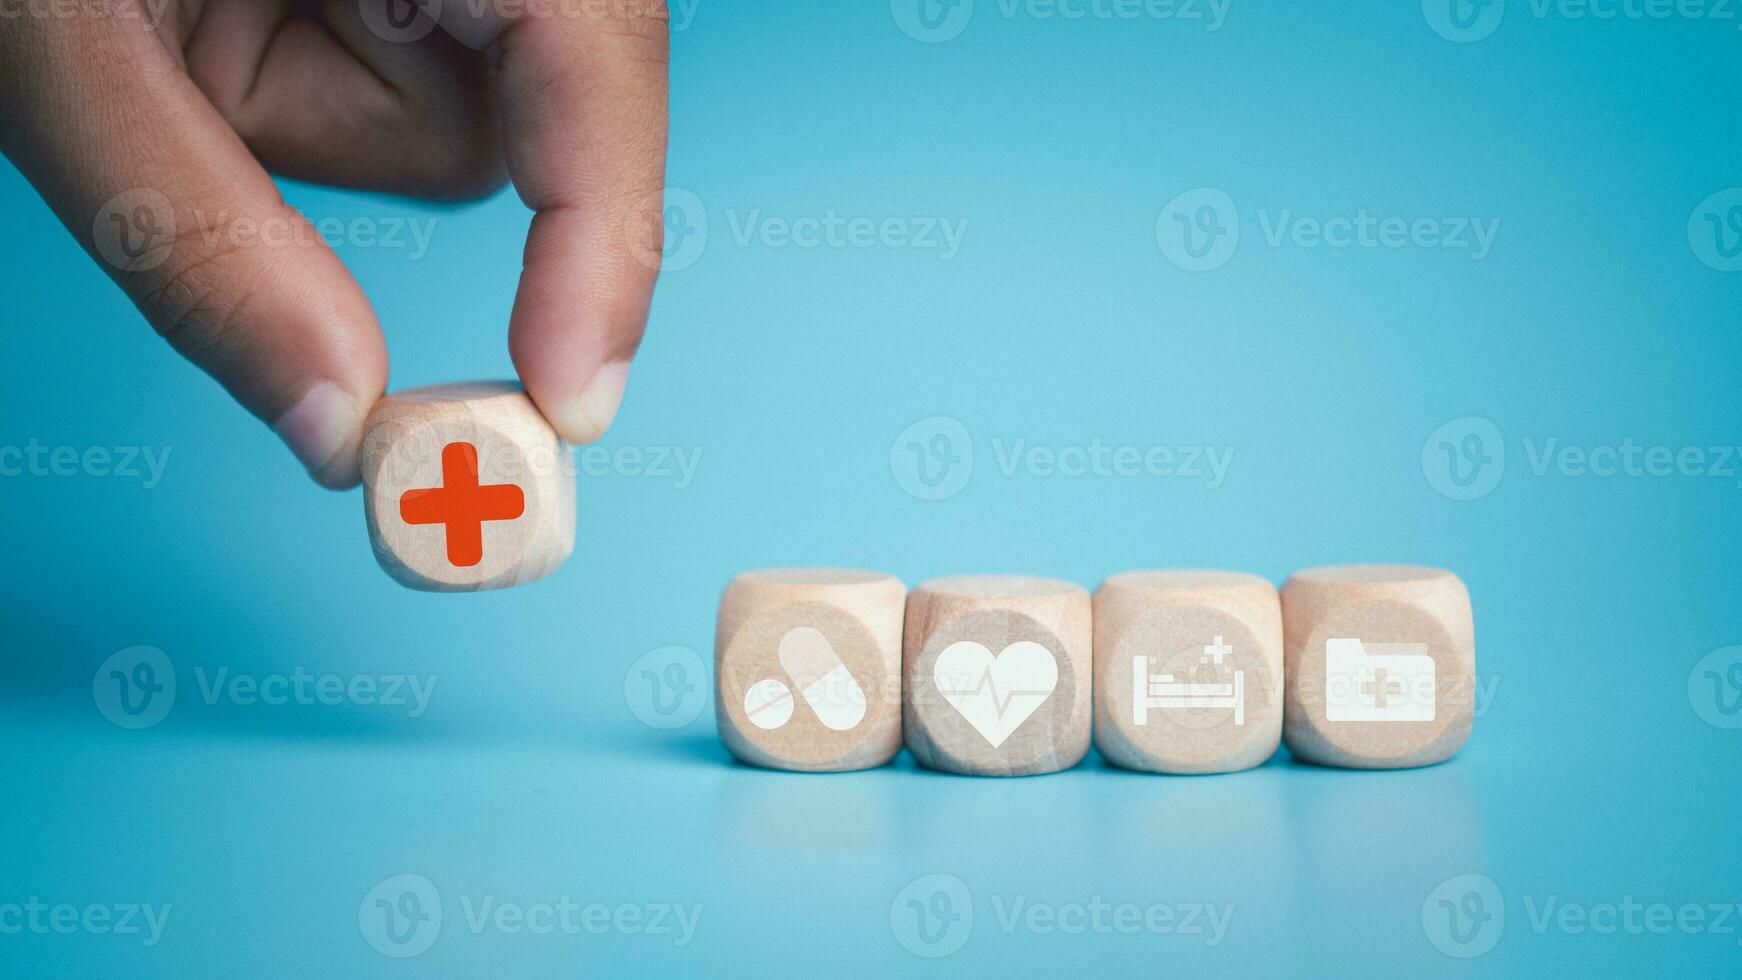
(936, 669), (1053, 719)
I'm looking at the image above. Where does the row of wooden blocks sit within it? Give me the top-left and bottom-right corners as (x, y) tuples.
(716, 566), (1476, 775)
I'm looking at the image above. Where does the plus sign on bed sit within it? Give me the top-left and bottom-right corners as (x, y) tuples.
(361, 383), (576, 592)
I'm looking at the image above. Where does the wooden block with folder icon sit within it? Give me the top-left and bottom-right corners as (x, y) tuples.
(1282, 565), (1475, 770)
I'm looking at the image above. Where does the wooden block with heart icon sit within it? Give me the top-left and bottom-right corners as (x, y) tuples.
(1092, 570), (1284, 774)
(902, 575), (1092, 776)
(1281, 564), (1476, 769)
(715, 568), (906, 772)
(361, 382), (575, 592)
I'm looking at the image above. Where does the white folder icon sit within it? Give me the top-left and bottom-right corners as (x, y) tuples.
(1325, 638), (1435, 722)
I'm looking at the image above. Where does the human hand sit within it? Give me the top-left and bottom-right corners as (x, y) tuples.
(0, 1), (669, 487)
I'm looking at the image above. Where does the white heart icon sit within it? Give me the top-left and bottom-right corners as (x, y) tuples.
(933, 640), (1059, 748)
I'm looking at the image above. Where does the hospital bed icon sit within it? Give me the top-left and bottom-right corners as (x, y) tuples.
(1132, 636), (1245, 727)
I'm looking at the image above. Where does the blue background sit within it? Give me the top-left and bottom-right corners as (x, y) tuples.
(3, 1), (1740, 975)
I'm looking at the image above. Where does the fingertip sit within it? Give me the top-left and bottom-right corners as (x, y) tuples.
(272, 381), (369, 489)
(532, 358), (631, 445)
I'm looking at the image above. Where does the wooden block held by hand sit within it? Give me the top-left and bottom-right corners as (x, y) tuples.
(1093, 570), (1283, 774)
(903, 576), (1091, 777)
(715, 568), (906, 772)
(361, 382), (575, 592)
(1282, 564), (1476, 769)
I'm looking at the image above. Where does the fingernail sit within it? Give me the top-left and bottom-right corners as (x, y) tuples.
(550, 360), (631, 444)
(273, 382), (362, 488)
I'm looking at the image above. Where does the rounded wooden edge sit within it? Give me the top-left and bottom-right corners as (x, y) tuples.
(1287, 564), (1459, 586)
(1097, 569), (1274, 594)
(733, 567), (902, 588)
(914, 574), (1086, 598)
(382, 380), (524, 403)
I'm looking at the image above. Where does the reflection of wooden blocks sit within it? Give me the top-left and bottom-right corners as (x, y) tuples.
(361, 383), (574, 592)
(715, 568), (905, 772)
(1093, 571), (1283, 774)
(1282, 564), (1475, 769)
(903, 576), (1091, 776)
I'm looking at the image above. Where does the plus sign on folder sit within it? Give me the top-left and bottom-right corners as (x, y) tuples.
(1324, 638), (1437, 723)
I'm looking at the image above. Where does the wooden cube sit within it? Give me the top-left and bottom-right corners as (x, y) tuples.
(903, 575), (1091, 776)
(715, 568), (905, 772)
(361, 382), (574, 592)
(1282, 564), (1476, 769)
(1092, 570), (1283, 774)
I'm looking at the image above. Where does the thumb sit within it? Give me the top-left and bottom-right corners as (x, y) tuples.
(0, 15), (386, 488)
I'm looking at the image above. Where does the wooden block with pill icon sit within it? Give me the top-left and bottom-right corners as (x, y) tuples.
(902, 575), (1092, 777)
(1281, 564), (1476, 769)
(1092, 570), (1284, 774)
(361, 382), (574, 592)
(715, 568), (906, 772)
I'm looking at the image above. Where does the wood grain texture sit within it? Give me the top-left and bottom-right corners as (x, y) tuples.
(1093, 570), (1283, 775)
(1281, 564), (1475, 769)
(715, 568), (906, 772)
(361, 382), (575, 592)
(903, 575), (1091, 777)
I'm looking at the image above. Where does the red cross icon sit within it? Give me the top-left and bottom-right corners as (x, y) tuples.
(399, 442), (525, 567)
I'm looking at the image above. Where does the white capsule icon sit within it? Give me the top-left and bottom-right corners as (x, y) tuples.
(743, 677), (795, 730)
(777, 627), (867, 732)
